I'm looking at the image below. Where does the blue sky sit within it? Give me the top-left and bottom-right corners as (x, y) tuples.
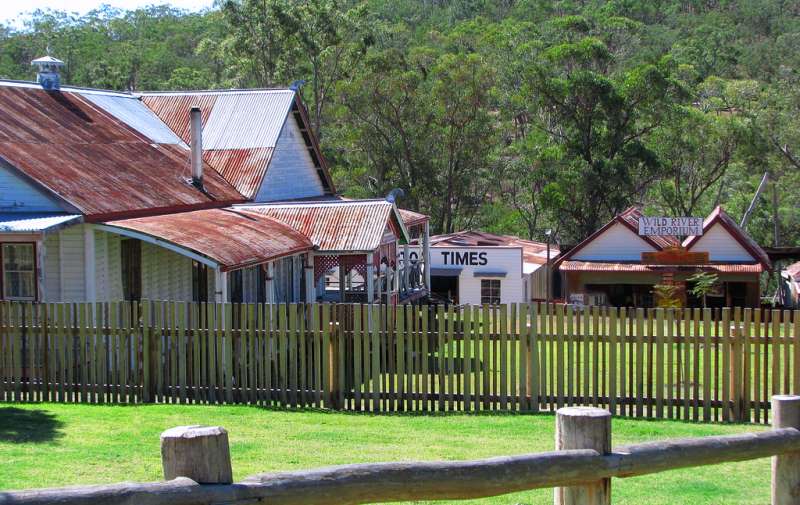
(1, 1), (216, 28)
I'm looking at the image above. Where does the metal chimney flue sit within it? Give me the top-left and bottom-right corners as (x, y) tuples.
(190, 107), (203, 190)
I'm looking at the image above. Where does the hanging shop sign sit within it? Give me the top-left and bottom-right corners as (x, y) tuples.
(641, 246), (710, 265)
(638, 216), (703, 236)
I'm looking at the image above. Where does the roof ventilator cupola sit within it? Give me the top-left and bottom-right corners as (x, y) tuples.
(31, 55), (65, 91)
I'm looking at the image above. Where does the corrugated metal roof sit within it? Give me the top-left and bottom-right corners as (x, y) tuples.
(619, 207), (681, 249)
(431, 230), (559, 266)
(105, 208), (313, 271)
(82, 93), (185, 145)
(398, 208), (429, 227)
(559, 260), (763, 274)
(140, 94), (218, 143)
(0, 85), (244, 218)
(239, 200), (402, 252)
(203, 148), (273, 199)
(141, 90), (295, 199)
(0, 213), (81, 232)
(202, 91), (294, 149)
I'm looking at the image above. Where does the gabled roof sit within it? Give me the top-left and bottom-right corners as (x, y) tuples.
(237, 199), (409, 253)
(683, 206), (772, 270)
(0, 82), (244, 219)
(431, 230), (559, 266)
(141, 89), (335, 199)
(103, 208), (313, 272)
(555, 207), (670, 266)
(618, 207), (681, 249)
(398, 208), (429, 227)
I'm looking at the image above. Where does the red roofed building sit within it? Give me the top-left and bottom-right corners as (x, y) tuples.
(555, 207), (770, 308)
(0, 58), (429, 304)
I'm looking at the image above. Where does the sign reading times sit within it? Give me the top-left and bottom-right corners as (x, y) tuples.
(638, 216), (703, 236)
(440, 250), (488, 266)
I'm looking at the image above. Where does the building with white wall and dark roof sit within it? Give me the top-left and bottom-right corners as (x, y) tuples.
(0, 56), (429, 304)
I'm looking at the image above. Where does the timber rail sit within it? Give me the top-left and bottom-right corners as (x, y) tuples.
(2, 395), (800, 505)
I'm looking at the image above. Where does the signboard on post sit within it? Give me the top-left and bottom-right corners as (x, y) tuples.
(638, 217), (703, 236)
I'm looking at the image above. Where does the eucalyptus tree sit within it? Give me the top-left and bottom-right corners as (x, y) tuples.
(507, 15), (687, 243)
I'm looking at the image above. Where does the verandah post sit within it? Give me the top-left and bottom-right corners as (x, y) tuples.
(554, 406), (612, 505)
(772, 395), (800, 505)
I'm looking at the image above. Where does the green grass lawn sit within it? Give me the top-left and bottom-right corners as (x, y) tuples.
(0, 403), (772, 504)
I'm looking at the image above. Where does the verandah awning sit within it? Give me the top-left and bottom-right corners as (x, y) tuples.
(100, 208), (314, 272)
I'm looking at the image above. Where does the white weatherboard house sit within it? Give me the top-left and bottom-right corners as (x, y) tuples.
(0, 57), (429, 304)
(422, 231), (559, 305)
(555, 206), (771, 308)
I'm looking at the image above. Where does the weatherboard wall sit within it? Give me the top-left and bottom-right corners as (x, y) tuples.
(255, 116), (325, 202)
(429, 246), (524, 305)
(40, 225), (203, 302)
(0, 164), (65, 212)
(687, 224), (755, 263)
(571, 222), (658, 261)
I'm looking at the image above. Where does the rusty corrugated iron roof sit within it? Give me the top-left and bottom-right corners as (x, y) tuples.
(140, 93), (218, 142)
(82, 92), (185, 145)
(238, 200), (408, 253)
(141, 90), (302, 199)
(104, 208), (313, 271)
(0, 83), (244, 218)
(203, 148), (274, 199)
(398, 208), (428, 227)
(619, 207), (681, 249)
(559, 260), (762, 274)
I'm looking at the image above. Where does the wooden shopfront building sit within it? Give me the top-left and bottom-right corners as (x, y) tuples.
(555, 207), (771, 308)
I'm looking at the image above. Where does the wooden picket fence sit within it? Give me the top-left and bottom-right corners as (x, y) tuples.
(1, 301), (798, 423)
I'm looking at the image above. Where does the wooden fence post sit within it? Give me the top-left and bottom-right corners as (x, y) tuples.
(729, 324), (744, 422)
(554, 407), (611, 505)
(772, 395), (800, 505)
(161, 425), (233, 484)
(328, 327), (340, 410)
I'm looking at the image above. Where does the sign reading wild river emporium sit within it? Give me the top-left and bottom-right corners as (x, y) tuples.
(638, 216), (703, 236)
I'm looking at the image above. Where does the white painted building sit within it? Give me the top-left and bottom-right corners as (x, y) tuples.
(421, 231), (558, 305)
(0, 58), (428, 305)
(556, 206), (771, 308)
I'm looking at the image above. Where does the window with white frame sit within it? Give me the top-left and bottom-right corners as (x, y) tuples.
(480, 279), (501, 305)
(2, 243), (36, 300)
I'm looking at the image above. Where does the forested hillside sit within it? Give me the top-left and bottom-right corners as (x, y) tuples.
(1, 0), (799, 250)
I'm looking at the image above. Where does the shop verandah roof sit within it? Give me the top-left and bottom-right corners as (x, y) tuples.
(100, 208), (313, 272)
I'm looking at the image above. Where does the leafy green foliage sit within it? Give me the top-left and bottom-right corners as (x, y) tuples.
(688, 272), (720, 308)
(0, 0), (798, 246)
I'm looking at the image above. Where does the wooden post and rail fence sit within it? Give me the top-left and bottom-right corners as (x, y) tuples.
(1, 301), (799, 423)
(2, 395), (800, 505)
